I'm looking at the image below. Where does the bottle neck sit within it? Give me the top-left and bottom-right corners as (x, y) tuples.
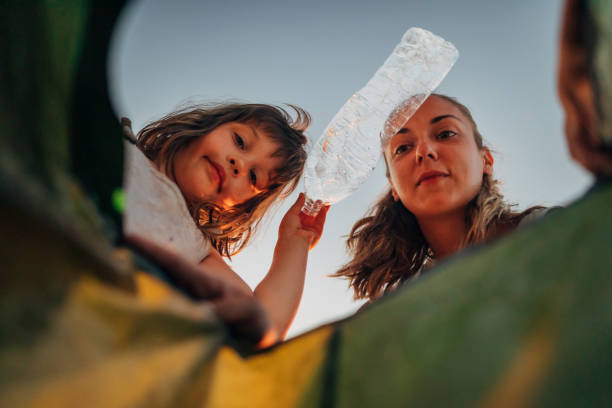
(301, 196), (324, 217)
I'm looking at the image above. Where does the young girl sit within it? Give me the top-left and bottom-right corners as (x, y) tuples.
(123, 103), (328, 343)
(335, 94), (545, 301)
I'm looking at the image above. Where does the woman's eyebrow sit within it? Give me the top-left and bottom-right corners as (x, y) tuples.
(397, 114), (462, 134)
(430, 114), (460, 124)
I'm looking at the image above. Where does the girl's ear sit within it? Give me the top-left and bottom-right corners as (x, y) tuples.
(483, 148), (494, 175)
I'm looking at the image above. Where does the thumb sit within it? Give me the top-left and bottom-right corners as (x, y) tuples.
(312, 204), (329, 229)
(289, 192), (306, 214)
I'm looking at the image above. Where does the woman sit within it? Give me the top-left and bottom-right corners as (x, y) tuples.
(335, 94), (545, 301)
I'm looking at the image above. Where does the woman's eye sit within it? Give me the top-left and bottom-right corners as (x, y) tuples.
(394, 144), (411, 156)
(234, 133), (245, 149)
(249, 170), (257, 186)
(437, 130), (457, 140)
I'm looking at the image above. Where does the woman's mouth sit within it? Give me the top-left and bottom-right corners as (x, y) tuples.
(416, 171), (448, 186)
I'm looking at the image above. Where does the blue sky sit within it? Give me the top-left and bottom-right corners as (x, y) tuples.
(110, 0), (592, 337)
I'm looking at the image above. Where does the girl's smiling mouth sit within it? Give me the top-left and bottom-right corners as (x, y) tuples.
(206, 157), (225, 193)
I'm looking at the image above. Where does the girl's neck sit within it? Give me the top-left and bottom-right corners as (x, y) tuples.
(417, 209), (467, 260)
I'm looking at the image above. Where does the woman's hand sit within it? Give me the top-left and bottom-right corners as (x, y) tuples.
(278, 193), (329, 250)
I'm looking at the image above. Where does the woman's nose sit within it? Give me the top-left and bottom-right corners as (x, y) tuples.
(415, 140), (437, 163)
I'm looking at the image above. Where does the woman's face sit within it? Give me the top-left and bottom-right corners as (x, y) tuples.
(384, 96), (493, 219)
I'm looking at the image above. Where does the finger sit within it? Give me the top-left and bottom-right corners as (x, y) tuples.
(213, 292), (262, 324)
(580, 148), (612, 176)
(300, 210), (327, 234)
(213, 292), (271, 344)
(312, 204), (330, 230)
(289, 192), (306, 214)
(320, 204), (330, 218)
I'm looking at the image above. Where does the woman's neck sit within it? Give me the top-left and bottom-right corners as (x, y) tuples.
(417, 209), (467, 260)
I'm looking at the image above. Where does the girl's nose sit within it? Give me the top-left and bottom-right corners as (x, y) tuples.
(229, 157), (245, 176)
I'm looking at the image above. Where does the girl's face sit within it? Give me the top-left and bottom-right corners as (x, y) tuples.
(173, 122), (283, 208)
(385, 96), (493, 219)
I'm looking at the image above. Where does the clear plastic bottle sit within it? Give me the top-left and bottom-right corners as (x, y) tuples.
(301, 27), (459, 217)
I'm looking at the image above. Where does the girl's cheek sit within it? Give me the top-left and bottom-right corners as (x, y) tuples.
(222, 197), (237, 208)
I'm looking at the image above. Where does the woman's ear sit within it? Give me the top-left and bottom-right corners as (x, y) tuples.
(390, 186), (399, 202)
(384, 154), (400, 202)
(483, 148), (494, 175)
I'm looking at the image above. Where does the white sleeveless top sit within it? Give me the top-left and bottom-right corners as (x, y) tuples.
(123, 142), (211, 263)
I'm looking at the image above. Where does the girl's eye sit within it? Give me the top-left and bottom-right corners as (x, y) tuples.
(249, 170), (257, 186)
(437, 130), (457, 140)
(234, 133), (245, 150)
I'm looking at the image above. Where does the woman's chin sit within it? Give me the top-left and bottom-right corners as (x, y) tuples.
(408, 199), (463, 219)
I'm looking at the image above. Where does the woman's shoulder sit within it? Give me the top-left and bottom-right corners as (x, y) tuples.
(518, 206), (563, 227)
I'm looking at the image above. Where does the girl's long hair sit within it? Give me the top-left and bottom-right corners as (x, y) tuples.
(136, 103), (309, 257)
(334, 95), (543, 300)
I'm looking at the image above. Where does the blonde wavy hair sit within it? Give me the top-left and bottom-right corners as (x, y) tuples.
(334, 94), (542, 300)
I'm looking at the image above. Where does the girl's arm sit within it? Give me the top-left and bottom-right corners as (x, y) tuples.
(199, 193), (328, 342)
(254, 193), (328, 340)
(199, 249), (253, 296)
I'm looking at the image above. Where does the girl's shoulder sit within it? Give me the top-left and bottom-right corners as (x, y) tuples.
(123, 142), (211, 263)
